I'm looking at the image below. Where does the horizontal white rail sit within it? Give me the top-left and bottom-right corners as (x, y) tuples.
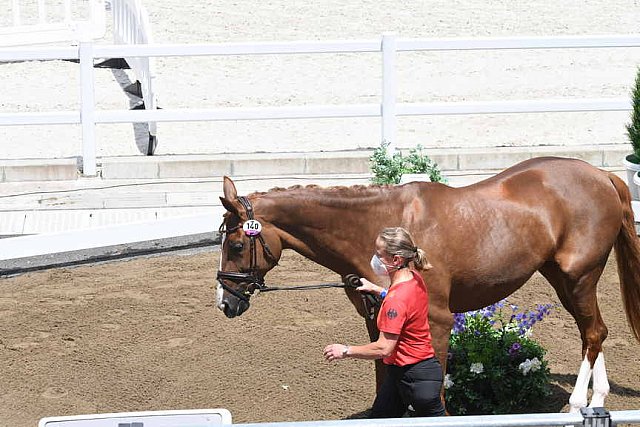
(94, 40), (382, 57)
(0, 111), (79, 126)
(0, 45), (77, 60)
(397, 98), (632, 116)
(232, 409), (640, 427)
(397, 34), (640, 51)
(96, 105), (381, 122)
(0, 212), (219, 261)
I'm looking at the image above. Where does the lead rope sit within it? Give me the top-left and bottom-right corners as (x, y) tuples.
(344, 274), (380, 320)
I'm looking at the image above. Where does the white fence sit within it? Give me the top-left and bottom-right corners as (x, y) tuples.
(0, 34), (637, 176)
(0, 211), (219, 261)
(31, 408), (640, 427)
(111, 0), (157, 154)
(230, 410), (640, 427)
(0, 0), (105, 46)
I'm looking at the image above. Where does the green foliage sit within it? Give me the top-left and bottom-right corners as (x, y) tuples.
(627, 67), (640, 162)
(445, 301), (553, 415)
(369, 141), (446, 185)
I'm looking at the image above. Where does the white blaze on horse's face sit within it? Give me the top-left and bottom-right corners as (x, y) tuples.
(216, 229), (227, 311)
(215, 282), (224, 311)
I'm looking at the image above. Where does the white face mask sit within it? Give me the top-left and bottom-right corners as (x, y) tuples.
(370, 254), (390, 276)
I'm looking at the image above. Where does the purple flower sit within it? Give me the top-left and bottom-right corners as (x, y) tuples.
(450, 299), (556, 338)
(509, 342), (521, 356)
(452, 313), (466, 334)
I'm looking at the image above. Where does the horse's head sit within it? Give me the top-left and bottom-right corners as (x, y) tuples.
(216, 177), (283, 318)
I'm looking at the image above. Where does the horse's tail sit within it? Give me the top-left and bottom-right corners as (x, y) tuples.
(609, 172), (640, 343)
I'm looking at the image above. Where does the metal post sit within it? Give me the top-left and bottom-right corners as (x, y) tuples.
(381, 32), (397, 155)
(79, 41), (97, 176)
(581, 407), (611, 427)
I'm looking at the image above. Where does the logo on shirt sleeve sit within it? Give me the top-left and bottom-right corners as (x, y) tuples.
(386, 308), (398, 319)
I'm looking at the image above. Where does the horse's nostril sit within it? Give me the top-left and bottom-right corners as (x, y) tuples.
(222, 300), (236, 318)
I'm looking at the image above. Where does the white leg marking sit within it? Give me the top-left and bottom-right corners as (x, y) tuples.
(589, 352), (610, 408)
(568, 356), (592, 413)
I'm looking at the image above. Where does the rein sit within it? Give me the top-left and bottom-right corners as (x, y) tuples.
(260, 282), (348, 292)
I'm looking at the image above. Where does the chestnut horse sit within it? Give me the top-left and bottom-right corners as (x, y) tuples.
(216, 156), (640, 413)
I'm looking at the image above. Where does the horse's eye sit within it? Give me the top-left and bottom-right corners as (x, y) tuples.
(230, 241), (244, 252)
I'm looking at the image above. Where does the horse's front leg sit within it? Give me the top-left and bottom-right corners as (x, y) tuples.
(424, 270), (454, 412)
(428, 304), (454, 373)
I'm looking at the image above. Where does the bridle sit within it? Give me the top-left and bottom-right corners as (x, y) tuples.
(216, 196), (278, 303)
(216, 196), (381, 319)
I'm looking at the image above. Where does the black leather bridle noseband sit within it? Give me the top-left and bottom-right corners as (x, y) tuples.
(216, 196), (278, 303)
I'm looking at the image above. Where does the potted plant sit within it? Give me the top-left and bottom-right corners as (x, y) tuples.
(624, 67), (640, 201)
(369, 142), (446, 185)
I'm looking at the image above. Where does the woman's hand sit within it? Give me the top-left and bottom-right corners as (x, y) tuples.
(357, 278), (383, 296)
(323, 344), (349, 362)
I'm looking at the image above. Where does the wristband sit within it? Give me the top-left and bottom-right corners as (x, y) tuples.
(342, 345), (350, 357)
(380, 289), (388, 299)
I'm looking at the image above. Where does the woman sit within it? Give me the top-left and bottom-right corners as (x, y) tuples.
(323, 226), (445, 418)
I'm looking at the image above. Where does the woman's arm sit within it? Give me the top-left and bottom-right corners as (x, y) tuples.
(356, 277), (386, 297)
(323, 331), (399, 362)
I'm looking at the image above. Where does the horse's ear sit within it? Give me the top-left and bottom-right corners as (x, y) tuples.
(223, 176), (238, 201)
(220, 196), (239, 216)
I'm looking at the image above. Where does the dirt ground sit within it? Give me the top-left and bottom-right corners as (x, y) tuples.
(1, 250), (639, 427)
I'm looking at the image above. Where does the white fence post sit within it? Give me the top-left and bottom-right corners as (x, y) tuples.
(37, 0), (46, 24)
(381, 32), (398, 154)
(12, 0), (20, 25)
(64, 0), (72, 23)
(79, 40), (97, 176)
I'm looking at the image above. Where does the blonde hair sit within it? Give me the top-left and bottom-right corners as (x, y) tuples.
(378, 227), (432, 271)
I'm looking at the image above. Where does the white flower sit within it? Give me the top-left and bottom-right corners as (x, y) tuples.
(529, 357), (542, 372)
(444, 374), (454, 389)
(469, 362), (484, 374)
(519, 357), (541, 376)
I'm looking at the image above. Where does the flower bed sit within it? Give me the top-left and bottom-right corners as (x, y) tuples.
(446, 300), (555, 415)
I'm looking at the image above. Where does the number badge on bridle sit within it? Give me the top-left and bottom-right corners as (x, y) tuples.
(243, 219), (262, 236)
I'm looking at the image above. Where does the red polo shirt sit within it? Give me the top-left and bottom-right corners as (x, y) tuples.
(377, 270), (435, 366)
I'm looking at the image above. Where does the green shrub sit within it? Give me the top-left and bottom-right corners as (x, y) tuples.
(445, 300), (554, 415)
(369, 141), (446, 184)
(626, 67), (640, 162)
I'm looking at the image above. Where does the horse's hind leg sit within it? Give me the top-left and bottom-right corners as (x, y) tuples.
(540, 262), (610, 412)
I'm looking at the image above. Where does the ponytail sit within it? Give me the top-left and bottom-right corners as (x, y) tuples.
(413, 247), (433, 271)
(378, 227), (432, 271)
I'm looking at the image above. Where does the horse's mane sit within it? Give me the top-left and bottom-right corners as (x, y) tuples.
(243, 183), (403, 211)
(247, 183), (391, 199)
(248, 184), (390, 197)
